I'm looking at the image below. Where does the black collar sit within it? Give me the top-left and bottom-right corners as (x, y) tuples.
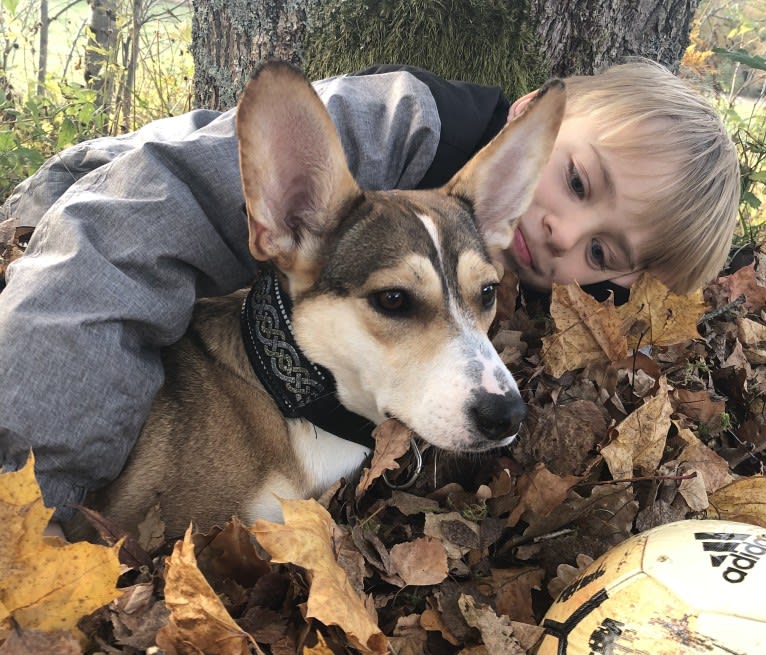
(240, 267), (376, 449)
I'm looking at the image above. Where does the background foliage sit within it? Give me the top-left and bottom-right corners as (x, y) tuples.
(0, 0), (764, 254)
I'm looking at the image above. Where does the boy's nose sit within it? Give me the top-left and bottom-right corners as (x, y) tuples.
(543, 213), (583, 256)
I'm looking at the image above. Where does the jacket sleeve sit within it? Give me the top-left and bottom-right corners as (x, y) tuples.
(349, 64), (510, 188)
(0, 69), (442, 520)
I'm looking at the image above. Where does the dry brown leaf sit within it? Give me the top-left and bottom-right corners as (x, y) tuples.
(251, 499), (387, 654)
(389, 537), (449, 586)
(617, 272), (705, 348)
(457, 594), (525, 655)
(0, 454), (122, 644)
(155, 526), (258, 655)
(420, 608), (460, 645)
(672, 388), (726, 423)
(302, 632), (334, 655)
(507, 464), (581, 528)
(0, 627), (83, 655)
(601, 376), (672, 480)
(708, 477), (766, 528)
(542, 282), (627, 377)
(676, 426), (734, 493)
(356, 419), (413, 497)
(389, 614), (428, 655)
(485, 567), (544, 624)
(109, 582), (169, 651)
(714, 263), (766, 312)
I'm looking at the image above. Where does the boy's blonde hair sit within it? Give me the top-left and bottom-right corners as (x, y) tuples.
(564, 59), (740, 295)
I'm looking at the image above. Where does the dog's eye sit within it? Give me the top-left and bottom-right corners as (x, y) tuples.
(369, 289), (411, 316)
(480, 283), (498, 310)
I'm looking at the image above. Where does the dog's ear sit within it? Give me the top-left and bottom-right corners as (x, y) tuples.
(445, 79), (566, 253)
(236, 62), (359, 288)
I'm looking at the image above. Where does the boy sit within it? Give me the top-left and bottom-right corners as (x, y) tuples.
(0, 59), (739, 522)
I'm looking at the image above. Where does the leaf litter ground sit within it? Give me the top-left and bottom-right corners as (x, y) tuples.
(2, 244), (766, 654)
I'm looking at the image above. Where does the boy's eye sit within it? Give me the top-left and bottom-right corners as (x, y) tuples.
(568, 161), (586, 198)
(589, 239), (607, 271)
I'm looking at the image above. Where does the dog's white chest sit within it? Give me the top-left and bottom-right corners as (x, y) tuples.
(287, 419), (371, 496)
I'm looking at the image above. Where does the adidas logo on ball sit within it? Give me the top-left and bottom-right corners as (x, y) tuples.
(695, 531), (766, 583)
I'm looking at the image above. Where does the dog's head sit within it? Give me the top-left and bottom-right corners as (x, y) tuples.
(236, 62), (564, 452)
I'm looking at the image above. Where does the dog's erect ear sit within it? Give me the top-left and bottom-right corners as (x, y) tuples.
(236, 62), (359, 284)
(444, 79), (566, 253)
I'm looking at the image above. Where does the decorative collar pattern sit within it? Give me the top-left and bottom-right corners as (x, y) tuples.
(240, 267), (376, 449)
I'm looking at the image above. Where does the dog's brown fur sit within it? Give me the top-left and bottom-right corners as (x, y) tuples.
(65, 63), (565, 541)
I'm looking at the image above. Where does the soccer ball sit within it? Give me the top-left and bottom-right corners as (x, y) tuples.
(536, 519), (766, 654)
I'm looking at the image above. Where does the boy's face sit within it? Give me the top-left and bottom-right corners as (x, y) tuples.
(493, 99), (668, 292)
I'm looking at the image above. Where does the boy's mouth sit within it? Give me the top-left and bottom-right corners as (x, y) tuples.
(511, 227), (533, 269)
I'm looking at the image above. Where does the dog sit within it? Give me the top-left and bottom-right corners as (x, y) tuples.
(65, 62), (564, 540)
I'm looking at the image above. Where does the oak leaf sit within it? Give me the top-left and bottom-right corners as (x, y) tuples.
(542, 282), (627, 377)
(617, 272), (705, 349)
(457, 594), (526, 655)
(0, 454), (122, 644)
(155, 526), (259, 655)
(251, 499), (387, 654)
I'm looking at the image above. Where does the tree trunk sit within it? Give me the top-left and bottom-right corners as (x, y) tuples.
(85, 0), (118, 110)
(37, 0), (49, 96)
(191, 0), (700, 112)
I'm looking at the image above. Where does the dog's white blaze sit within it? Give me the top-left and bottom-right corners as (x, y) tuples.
(287, 418), (371, 496)
(417, 212), (442, 262)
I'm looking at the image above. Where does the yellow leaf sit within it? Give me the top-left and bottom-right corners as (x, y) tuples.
(617, 272), (705, 349)
(708, 477), (766, 528)
(601, 377), (672, 480)
(0, 453), (122, 643)
(155, 526), (258, 655)
(251, 499), (387, 655)
(542, 282), (627, 377)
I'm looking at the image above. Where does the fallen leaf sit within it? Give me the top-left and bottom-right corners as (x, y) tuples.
(601, 376), (672, 480)
(0, 454), (122, 643)
(457, 594), (525, 655)
(302, 632), (334, 654)
(356, 419), (413, 497)
(389, 613), (428, 655)
(507, 464), (581, 528)
(110, 582), (169, 650)
(485, 567), (544, 624)
(672, 388), (726, 423)
(251, 499), (387, 654)
(0, 627), (82, 655)
(542, 282), (627, 377)
(390, 537), (449, 586)
(714, 263), (766, 312)
(617, 272), (705, 348)
(708, 477), (766, 528)
(155, 526), (258, 655)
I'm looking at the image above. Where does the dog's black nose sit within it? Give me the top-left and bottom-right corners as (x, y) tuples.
(470, 391), (527, 441)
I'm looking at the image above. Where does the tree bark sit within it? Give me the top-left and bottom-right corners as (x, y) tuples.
(530, 0), (700, 76)
(191, 0), (700, 112)
(190, 0), (307, 112)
